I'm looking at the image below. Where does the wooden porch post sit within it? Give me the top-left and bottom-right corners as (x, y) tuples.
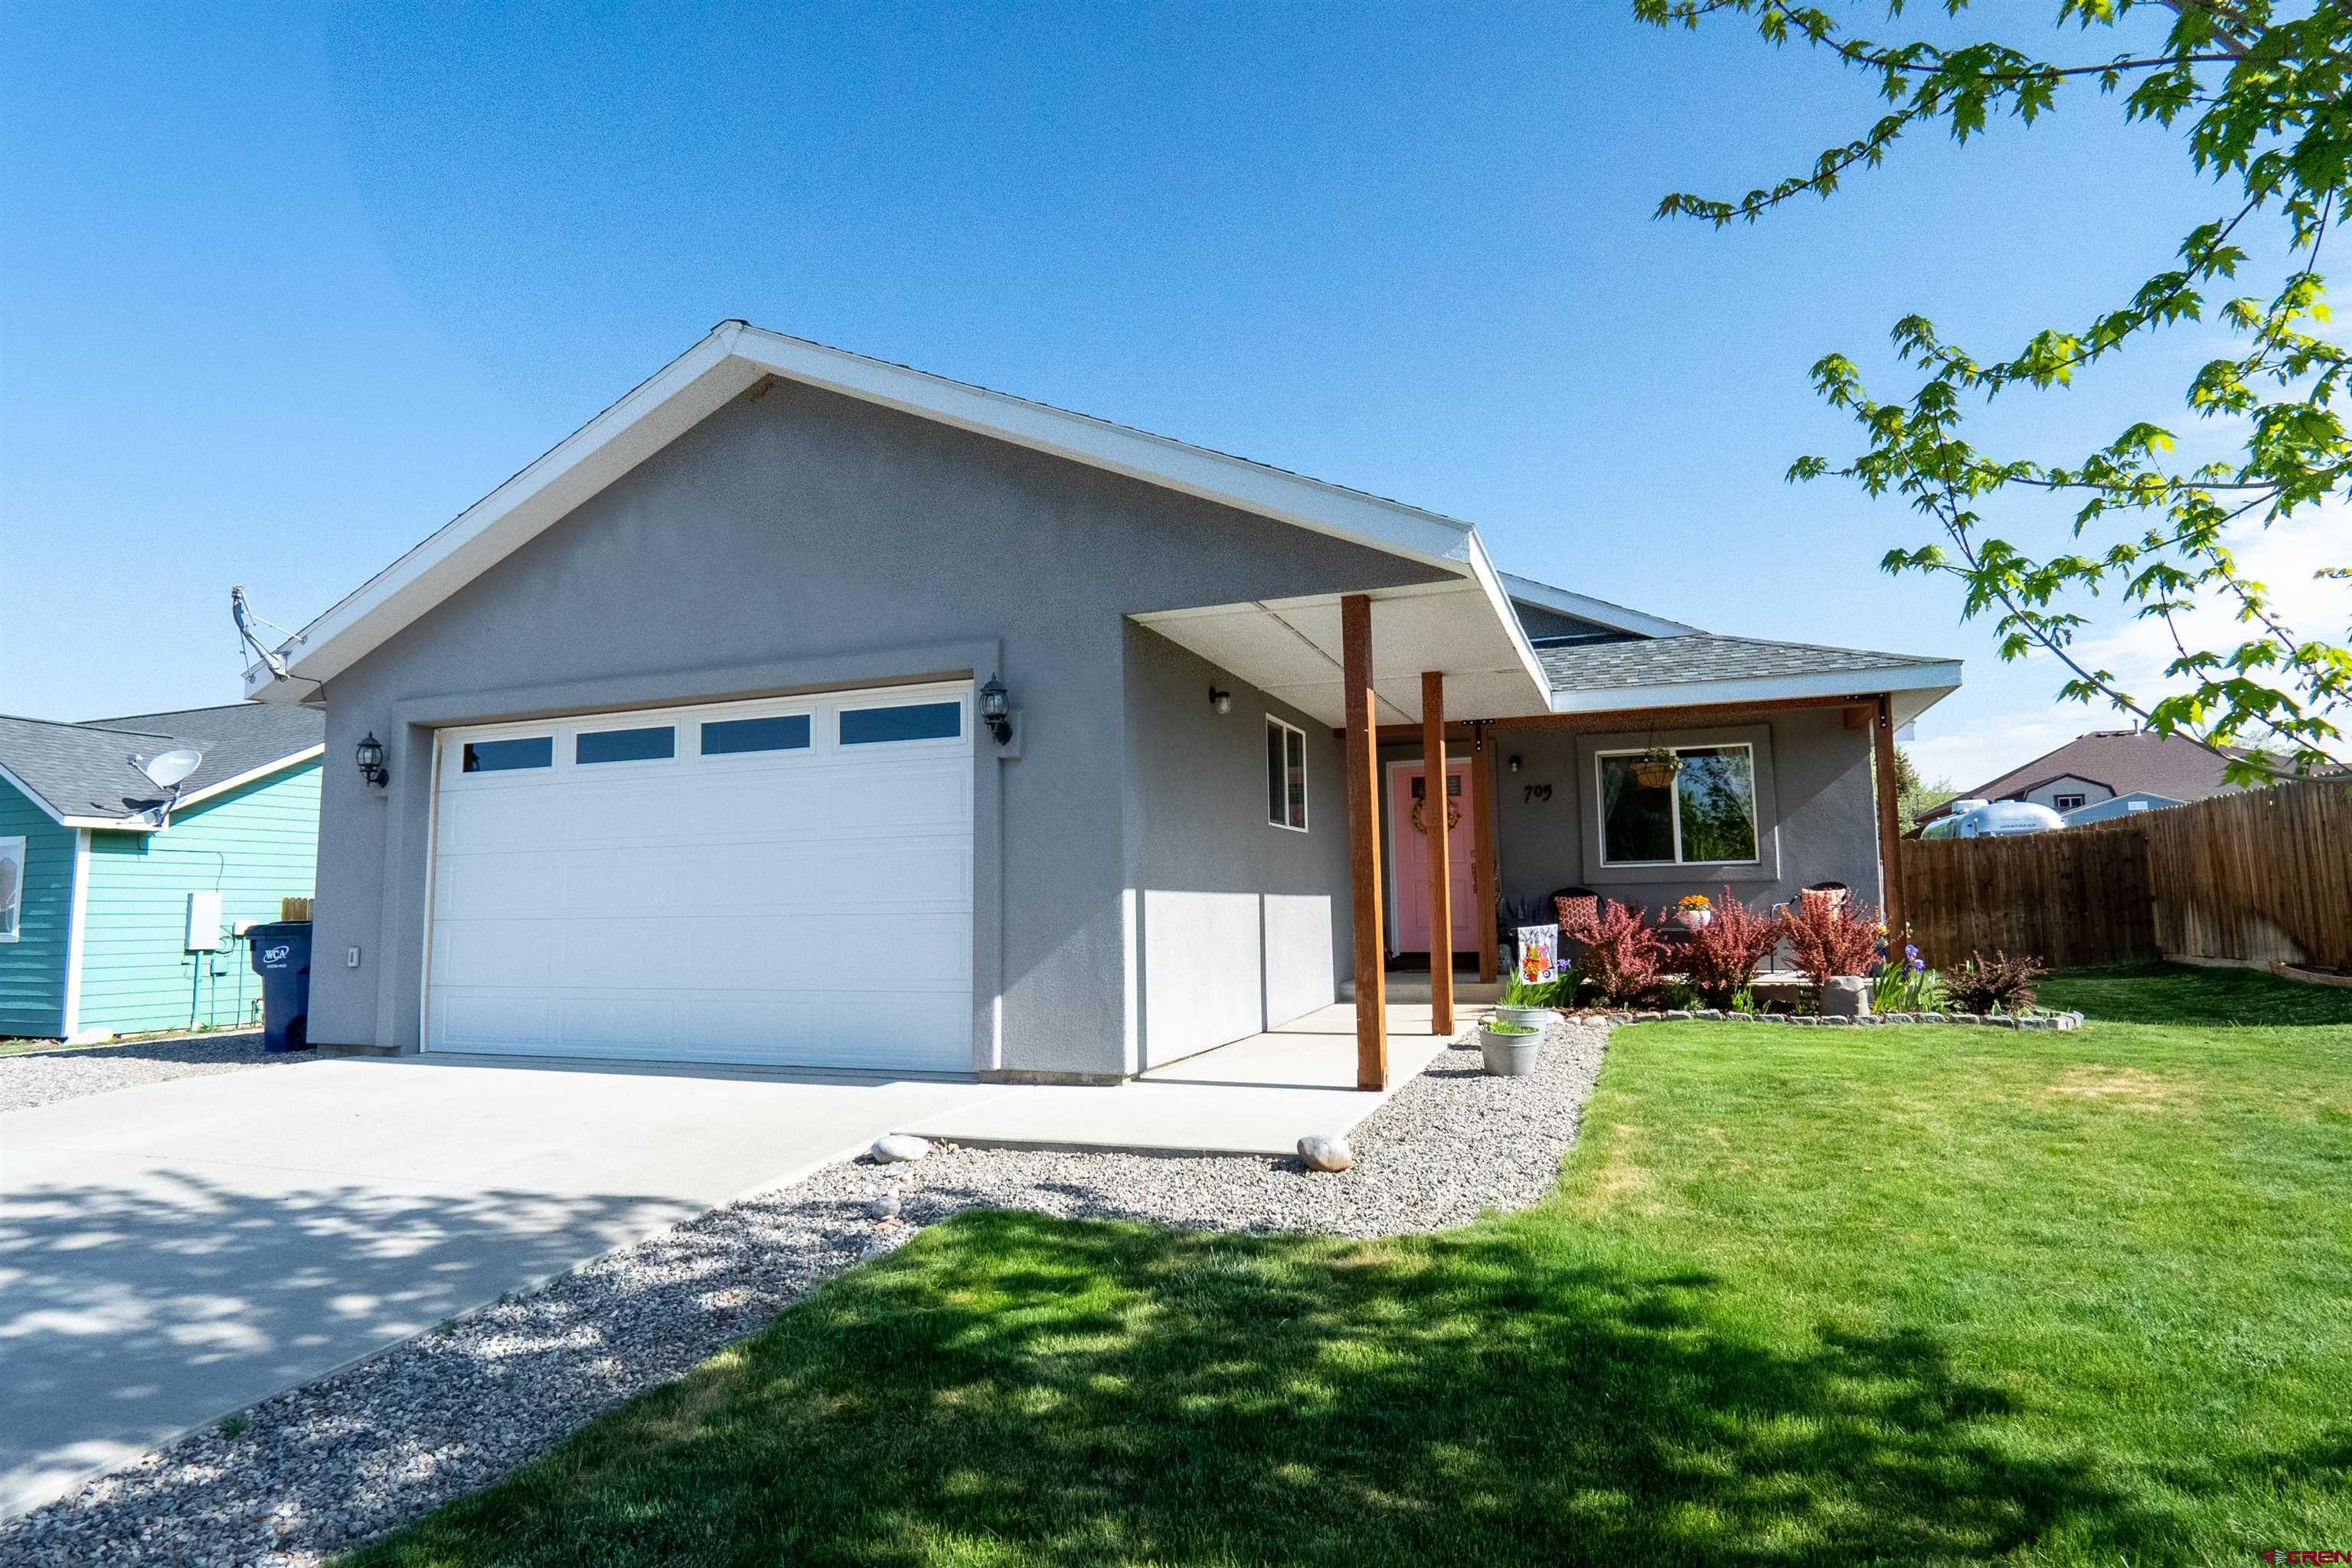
(1342, 594), (1388, 1091)
(1873, 693), (1906, 939)
(1421, 671), (1453, 1035)
(1472, 723), (1497, 984)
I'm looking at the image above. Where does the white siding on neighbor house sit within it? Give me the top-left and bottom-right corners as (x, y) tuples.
(2023, 775), (2112, 811)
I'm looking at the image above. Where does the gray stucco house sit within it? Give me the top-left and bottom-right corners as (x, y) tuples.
(245, 322), (1959, 1086)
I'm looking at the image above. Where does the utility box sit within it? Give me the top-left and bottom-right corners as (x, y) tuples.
(185, 890), (224, 952)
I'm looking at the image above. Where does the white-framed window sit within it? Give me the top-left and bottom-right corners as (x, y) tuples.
(1596, 744), (1760, 867)
(2053, 792), (2087, 812)
(0, 835), (22, 942)
(1266, 715), (1308, 831)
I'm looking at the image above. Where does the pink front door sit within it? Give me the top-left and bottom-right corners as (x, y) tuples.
(1389, 760), (1478, 957)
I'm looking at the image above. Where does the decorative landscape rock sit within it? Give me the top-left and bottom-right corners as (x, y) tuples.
(869, 1133), (934, 1164)
(1820, 976), (1872, 1018)
(1570, 1007), (2086, 1031)
(867, 1190), (901, 1220)
(1296, 1132), (1354, 1172)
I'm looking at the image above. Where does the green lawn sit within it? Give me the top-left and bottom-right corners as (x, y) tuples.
(345, 970), (2352, 1567)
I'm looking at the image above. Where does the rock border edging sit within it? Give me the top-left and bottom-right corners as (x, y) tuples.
(1550, 1008), (2086, 1031)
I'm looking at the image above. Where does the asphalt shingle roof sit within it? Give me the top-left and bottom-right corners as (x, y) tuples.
(1537, 633), (1954, 696)
(1928, 730), (2244, 817)
(0, 704), (323, 823)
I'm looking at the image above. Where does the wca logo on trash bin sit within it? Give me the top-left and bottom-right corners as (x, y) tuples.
(261, 944), (292, 965)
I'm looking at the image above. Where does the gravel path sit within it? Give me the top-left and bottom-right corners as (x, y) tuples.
(1, 1018), (1609, 1567)
(0, 1032), (300, 1115)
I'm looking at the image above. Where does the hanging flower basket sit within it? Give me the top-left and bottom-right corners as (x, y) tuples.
(1632, 746), (1683, 789)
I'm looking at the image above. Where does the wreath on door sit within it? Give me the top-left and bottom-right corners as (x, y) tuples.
(1410, 797), (1462, 835)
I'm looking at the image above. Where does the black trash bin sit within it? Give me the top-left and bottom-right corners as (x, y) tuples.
(246, 921), (314, 1053)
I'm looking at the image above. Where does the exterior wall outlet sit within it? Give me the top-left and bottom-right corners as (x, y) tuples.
(347, 946), (362, 969)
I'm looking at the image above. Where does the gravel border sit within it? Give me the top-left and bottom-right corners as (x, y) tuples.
(0, 1032), (303, 1114)
(0, 1018), (1609, 1566)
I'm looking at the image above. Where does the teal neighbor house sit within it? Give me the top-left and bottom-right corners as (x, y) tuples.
(0, 704), (324, 1040)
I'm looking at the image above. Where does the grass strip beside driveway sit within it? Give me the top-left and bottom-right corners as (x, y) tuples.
(345, 988), (2352, 1566)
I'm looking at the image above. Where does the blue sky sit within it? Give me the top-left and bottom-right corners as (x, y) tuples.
(2, 2), (2309, 786)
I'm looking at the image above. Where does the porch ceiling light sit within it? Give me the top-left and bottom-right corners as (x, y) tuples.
(979, 675), (1013, 745)
(355, 732), (390, 788)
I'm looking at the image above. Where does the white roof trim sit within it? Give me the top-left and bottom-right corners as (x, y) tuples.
(1501, 573), (1699, 639)
(0, 756), (73, 828)
(1, 745), (324, 834)
(170, 744), (327, 814)
(1548, 659), (1964, 716)
(247, 322), (1492, 697)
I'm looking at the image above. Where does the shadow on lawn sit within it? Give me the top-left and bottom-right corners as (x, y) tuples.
(350, 1208), (2229, 1568)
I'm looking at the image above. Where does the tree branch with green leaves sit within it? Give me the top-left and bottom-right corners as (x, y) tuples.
(1639, 0), (2351, 784)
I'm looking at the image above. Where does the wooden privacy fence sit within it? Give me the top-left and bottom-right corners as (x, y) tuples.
(1900, 780), (2352, 972)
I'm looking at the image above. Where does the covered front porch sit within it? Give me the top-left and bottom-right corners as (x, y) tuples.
(1140, 585), (1960, 1090)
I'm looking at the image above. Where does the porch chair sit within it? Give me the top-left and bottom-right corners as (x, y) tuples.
(1550, 887), (1602, 951)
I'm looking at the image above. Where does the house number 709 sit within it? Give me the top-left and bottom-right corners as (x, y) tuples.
(1521, 783), (1553, 804)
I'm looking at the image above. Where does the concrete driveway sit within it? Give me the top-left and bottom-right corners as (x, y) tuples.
(0, 1055), (1006, 1518)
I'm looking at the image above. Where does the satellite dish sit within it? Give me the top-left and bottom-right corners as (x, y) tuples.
(136, 749), (204, 790)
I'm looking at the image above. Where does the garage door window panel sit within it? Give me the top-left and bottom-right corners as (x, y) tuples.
(701, 714), (812, 756)
(462, 737), (553, 773)
(576, 726), (675, 766)
(840, 701), (962, 746)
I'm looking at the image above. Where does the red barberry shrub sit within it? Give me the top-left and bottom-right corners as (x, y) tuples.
(1682, 890), (1781, 1008)
(1780, 895), (1883, 988)
(1564, 899), (1667, 1007)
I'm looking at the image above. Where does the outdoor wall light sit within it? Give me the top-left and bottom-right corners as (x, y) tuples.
(1508, 754), (1522, 774)
(355, 731), (390, 788)
(1208, 686), (1233, 715)
(978, 675), (1013, 745)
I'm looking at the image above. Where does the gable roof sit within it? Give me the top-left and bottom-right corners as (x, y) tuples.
(1501, 573), (1698, 640)
(245, 321), (1527, 700)
(0, 704), (324, 829)
(237, 320), (1961, 727)
(1538, 632), (1962, 724)
(1922, 730), (2243, 821)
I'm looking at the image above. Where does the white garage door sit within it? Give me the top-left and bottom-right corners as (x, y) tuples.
(424, 681), (974, 1071)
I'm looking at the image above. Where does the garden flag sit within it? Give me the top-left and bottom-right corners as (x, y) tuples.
(1515, 924), (1560, 985)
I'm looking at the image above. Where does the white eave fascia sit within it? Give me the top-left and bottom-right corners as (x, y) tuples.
(0, 756), (84, 830)
(172, 744), (327, 812)
(1548, 659), (1965, 716)
(250, 321), (1489, 699)
(1460, 534), (1554, 706)
(1501, 573), (1700, 639)
(7, 746), (326, 833)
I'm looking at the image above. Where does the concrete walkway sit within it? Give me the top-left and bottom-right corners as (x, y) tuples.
(0, 1057), (1002, 1520)
(900, 1002), (1462, 1155)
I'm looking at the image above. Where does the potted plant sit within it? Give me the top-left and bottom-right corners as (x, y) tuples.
(1478, 1018), (1541, 1076)
(1675, 893), (1713, 932)
(1632, 745), (1683, 789)
(1491, 972), (1553, 1031)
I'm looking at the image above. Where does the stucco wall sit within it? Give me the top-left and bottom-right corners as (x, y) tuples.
(1492, 707), (1881, 920)
(1120, 622), (1354, 1070)
(308, 376), (1444, 1075)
